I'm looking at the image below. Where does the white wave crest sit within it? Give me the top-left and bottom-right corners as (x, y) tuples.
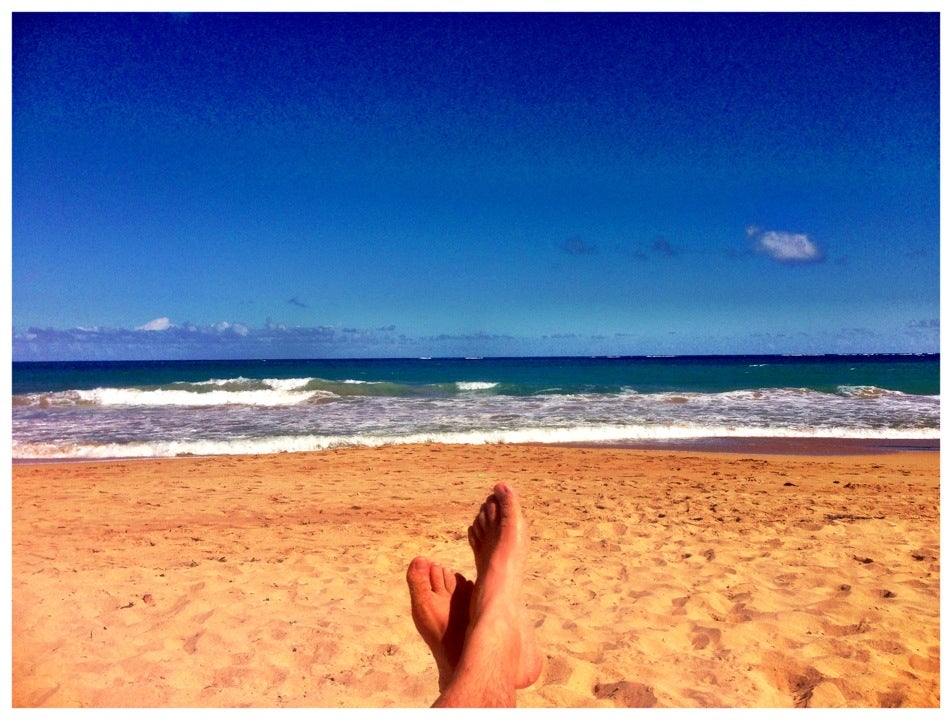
(837, 385), (904, 398)
(262, 378), (315, 392)
(192, 377), (253, 387)
(456, 381), (499, 392)
(191, 376), (315, 391)
(75, 386), (327, 407)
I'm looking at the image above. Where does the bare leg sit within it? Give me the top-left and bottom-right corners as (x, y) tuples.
(468, 483), (543, 691)
(434, 483), (542, 707)
(406, 557), (473, 692)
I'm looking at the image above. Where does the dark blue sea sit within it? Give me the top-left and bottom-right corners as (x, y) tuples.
(11, 355), (940, 460)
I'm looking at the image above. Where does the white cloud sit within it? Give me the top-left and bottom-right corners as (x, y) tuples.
(212, 321), (250, 336)
(136, 317), (172, 331)
(752, 230), (822, 263)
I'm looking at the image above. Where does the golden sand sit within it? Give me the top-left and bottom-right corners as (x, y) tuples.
(11, 443), (940, 707)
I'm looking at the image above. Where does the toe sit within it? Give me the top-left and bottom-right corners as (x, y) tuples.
(407, 556), (432, 591)
(429, 561), (446, 593)
(494, 482), (517, 512)
(484, 496), (500, 525)
(476, 499), (494, 529)
(468, 524), (480, 553)
(441, 564), (457, 594)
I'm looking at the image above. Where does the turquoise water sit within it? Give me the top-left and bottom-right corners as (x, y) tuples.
(11, 355), (940, 459)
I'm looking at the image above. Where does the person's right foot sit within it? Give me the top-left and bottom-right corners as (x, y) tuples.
(467, 483), (543, 689)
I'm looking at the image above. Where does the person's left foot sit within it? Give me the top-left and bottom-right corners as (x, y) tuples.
(406, 556), (473, 691)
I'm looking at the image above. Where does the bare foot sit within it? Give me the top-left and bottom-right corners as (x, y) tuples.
(406, 556), (473, 691)
(467, 482), (543, 689)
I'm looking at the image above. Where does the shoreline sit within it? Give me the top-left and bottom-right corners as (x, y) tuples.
(555, 436), (940, 456)
(10, 435), (940, 466)
(12, 442), (940, 707)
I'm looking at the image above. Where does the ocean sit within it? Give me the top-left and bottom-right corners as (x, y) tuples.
(11, 355), (940, 460)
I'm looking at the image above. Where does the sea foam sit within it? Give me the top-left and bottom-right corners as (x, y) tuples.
(11, 421), (939, 460)
(12, 357), (940, 461)
(74, 387), (323, 407)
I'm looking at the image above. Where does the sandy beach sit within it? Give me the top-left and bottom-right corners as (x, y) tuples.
(11, 443), (940, 708)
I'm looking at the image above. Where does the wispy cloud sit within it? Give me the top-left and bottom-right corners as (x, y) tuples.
(627, 236), (680, 261)
(13, 319), (405, 361)
(747, 227), (823, 263)
(13, 320), (596, 361)
(559, 236), (598, 256)
(651, 237), (678, 257)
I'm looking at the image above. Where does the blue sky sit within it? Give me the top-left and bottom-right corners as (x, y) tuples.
(11, 11), (940, 360)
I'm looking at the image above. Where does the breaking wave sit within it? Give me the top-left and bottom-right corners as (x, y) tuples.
(12, 361), (939, 461)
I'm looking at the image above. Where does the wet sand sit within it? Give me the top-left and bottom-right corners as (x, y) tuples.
(11, 443), (940, 707)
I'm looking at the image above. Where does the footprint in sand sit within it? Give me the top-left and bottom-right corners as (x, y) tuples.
(183, 629), (204, 654)
(691, 626), (721, 650)
(593, 680), (658, 707)
(760, 652), (825, 708)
